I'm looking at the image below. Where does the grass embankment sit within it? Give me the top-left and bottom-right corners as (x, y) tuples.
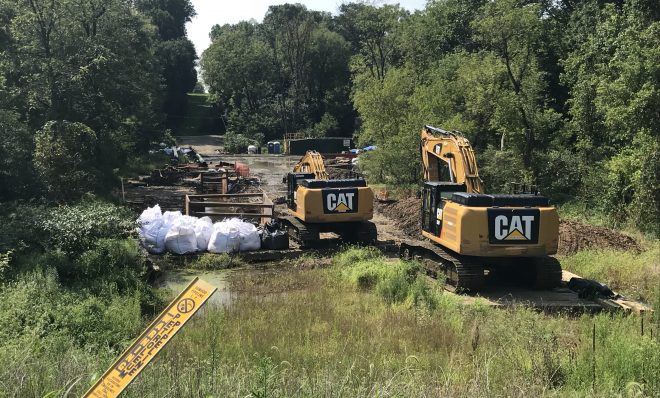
(0, 198), (167, 396)
(124, 249), (658, 397)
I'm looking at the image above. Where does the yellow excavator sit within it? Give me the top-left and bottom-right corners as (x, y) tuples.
(279, 151), (377, 247)
(400, 125), (561, 290)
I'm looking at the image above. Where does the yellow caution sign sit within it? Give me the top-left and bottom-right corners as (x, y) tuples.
(84, 277), (216, 398)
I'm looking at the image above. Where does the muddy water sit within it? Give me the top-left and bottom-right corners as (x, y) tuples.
(159, 265), (298, 307)
(159, 269), (236, 306)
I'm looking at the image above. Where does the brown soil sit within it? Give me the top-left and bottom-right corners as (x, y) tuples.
(374, 197), (422, 238)
(326, 166), (358, 180)
(374, 196), (641, 255)
(557, 219), (640, 255)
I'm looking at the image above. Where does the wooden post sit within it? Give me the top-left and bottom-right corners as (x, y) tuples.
(592, 323), (596, 391)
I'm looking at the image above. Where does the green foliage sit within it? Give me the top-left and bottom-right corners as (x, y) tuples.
(33, 121), (101, 200)
(0, 198), (134, 254)
(202, 5), (354, 140)
(192, 253), (242, 270)
(0, 110), (36, 199)
(336, 247), (436, 309)
(223, 132), (260, 154)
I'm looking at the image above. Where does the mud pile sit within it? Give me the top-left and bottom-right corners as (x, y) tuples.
(326, 167), (358, 180)
(557, 219), (640, 255)
(375, 196), (641, 255)
(374, 197), (422, 237)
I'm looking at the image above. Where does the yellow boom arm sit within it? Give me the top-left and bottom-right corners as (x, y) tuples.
(293, 150), (329, 180)
(421, 125), (484, 193)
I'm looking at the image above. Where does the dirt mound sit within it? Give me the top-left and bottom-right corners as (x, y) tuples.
(326, 166), (359, 180)
(558, 219), (640, 255)
(374, 196), (641, 254)
(374, 197), (422, 238)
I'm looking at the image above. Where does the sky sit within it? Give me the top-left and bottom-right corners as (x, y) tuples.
(186, 0), (428, 58)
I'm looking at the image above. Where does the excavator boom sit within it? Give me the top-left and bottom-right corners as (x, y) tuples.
(292, 150), (329, 180)
(421, 125), (484, 194)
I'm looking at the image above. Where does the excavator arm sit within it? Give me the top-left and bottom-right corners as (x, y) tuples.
(421, 125), (484, 194)
(292, 150), (329, 180)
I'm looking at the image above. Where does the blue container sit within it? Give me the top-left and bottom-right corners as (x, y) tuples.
(273, 141), (281, 154)
(267, 142), (274, 154)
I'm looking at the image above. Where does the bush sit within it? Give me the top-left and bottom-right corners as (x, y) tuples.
(33, 120), (101, 200)
(335, 247), (436, 309)
(224, 132), (259, 154)
(0, 198), (134, 254)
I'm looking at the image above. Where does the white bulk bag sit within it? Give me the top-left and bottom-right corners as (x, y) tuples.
(165, 215), (198, 254)
(138, 205), (164, 254)
(194, 216), (213, 252)
(208, 220), (240, 253)
(237, 221), (261, 252)
(149, 210), (181, 254)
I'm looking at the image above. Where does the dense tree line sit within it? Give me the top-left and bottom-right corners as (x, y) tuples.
(0, 0), (197, 200)
(202, 1), (658, 235)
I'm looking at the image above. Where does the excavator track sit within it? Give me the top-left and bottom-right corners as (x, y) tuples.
(399, 240), (485, 291)
(279, 216), (320, 248)
(532, 256), (563, 289)
(355, 221), (378, 245)
(338, 221), (378, 245)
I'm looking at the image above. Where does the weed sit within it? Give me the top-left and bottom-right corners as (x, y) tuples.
(192, 253), (242, 270)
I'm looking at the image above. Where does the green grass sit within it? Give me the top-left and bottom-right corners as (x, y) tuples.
(559, 243), (660, 304)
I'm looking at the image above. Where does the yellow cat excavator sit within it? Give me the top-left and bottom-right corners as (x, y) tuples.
(400, 125), (561, 290)
(279, 151), (377, 247)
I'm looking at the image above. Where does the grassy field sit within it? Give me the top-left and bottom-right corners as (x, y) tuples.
(5, 248), (655, 397)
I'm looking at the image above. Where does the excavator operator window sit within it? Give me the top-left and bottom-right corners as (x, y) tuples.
(437, 158), (452, 183)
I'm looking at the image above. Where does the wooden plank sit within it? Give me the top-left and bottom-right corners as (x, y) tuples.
(191, 212), (274, 219)
(188, 202), (273, 208)
(186, 193), (266, 199)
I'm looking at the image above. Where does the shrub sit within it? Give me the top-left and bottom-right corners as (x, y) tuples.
(335, 247), (435, 308)
(0, 198), (134, 254)
(224, 132), (259, 153)
(33, 120), (101, 200)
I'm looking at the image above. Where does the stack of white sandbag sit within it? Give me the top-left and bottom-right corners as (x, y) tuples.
(136, 205), (261, 254)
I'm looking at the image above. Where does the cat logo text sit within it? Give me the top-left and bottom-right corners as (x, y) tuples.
(323, 188), (358, 214)
(487, 209), (539, 244)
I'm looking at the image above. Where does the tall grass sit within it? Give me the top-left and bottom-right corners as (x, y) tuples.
(559, 243), (660, 303)
(5, 248), (657, 397)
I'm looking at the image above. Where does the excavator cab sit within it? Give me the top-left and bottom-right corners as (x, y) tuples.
(286, 172), (315, 210)
(421, 182), (466, 236)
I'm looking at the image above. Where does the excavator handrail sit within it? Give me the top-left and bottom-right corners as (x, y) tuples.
(421, 125), (485, 194)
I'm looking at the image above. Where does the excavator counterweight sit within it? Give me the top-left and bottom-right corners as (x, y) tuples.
(279, 151), (377, 247)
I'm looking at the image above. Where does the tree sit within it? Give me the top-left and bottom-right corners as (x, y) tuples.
(336, 3), (407, 81)
(136, 0), (198, 130)
(472, 0), (561, 168)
